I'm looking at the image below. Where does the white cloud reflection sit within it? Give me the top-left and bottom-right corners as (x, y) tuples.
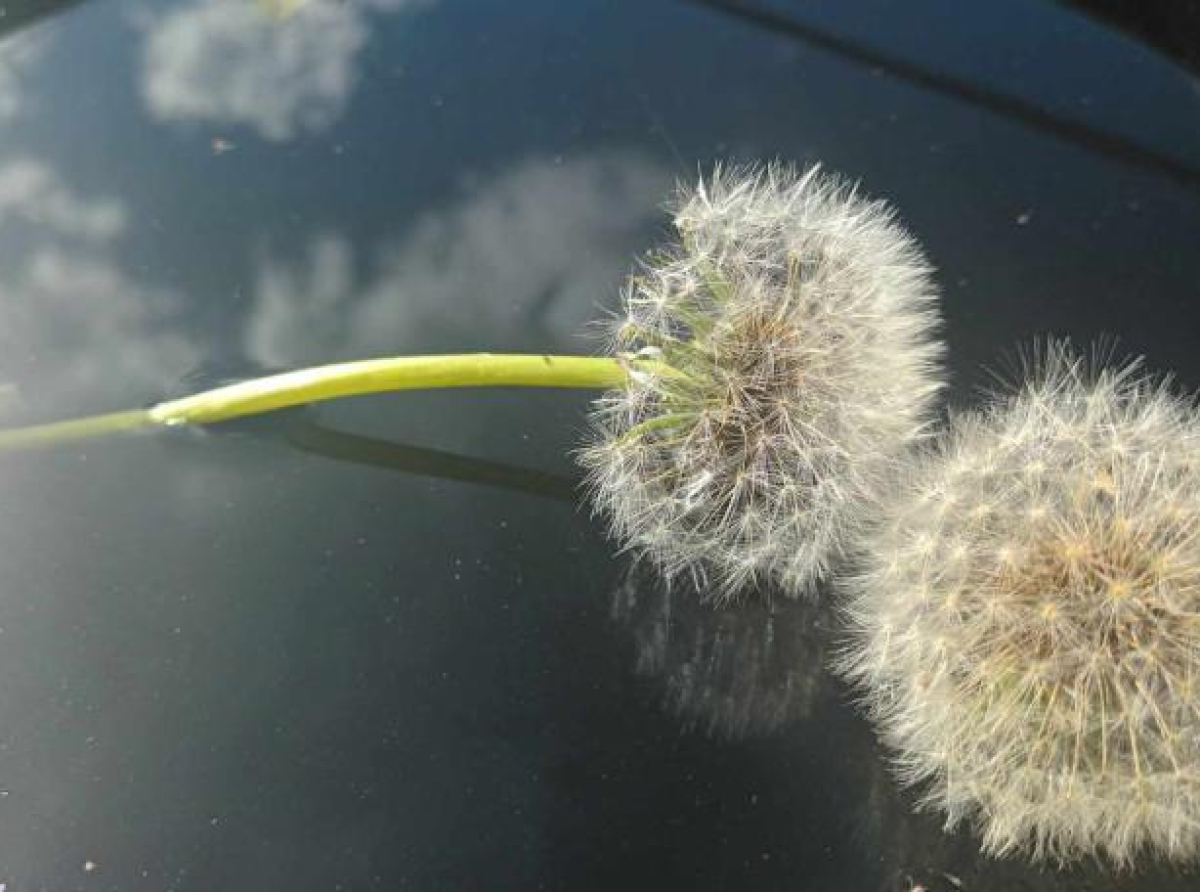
(0, 159), (125, 241)
(0, 159), (198, 411)
(245, 152), (673, 366)
(141, 0), (424, 141)
(0, 31), (50, 122)
(0, 150), (668, 422)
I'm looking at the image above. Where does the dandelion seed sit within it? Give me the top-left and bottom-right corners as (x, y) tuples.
(838, 341), (1200, 866)
(580, 163), (944, 603)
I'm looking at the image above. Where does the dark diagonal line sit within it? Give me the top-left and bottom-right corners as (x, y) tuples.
(686, 0), (1200, 191)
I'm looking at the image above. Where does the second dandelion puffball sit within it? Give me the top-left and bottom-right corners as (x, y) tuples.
(581, 164), (944, 601)
(839, 344), (1200, 866)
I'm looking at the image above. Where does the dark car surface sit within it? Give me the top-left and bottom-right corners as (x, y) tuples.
(0, 1), (1197, 889)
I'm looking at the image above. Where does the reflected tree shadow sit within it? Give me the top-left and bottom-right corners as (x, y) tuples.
(685, 0), (1200, 192)
(1065, 1), (1200, 75)
(0, 0), (85, 38)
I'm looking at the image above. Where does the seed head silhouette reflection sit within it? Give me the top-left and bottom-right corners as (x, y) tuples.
(581, 164), (944, 602)
(839, 343), (1200, 866)
(611, 564), (834, 740)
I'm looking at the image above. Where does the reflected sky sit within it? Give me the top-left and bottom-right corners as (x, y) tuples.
(610, 565), (836, 742)
(243, 151), (670, 365)
(0, 157), (198, 412)
(0, 30), (48, 122)
(0, 0), (1196, 889)
(139, 0), (428, 141)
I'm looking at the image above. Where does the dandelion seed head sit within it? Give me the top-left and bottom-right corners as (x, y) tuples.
(838, 341), (1200, 866)
(579, 163), (944, 603)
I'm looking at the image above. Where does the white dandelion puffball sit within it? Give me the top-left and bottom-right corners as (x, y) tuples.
(580, 163), (944, 602)
(839, 343), (1200, 866)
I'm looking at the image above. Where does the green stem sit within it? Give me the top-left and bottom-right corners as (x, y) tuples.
(619, 411), (697, 444)
(0, 353), (639, 452)
(0, 409), (154, 449)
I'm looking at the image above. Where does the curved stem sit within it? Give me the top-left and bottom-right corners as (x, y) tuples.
(149, 354), (627, 424)
(0, 353), (633, 452)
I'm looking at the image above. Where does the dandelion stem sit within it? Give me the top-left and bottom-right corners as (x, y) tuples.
(0, 409), (155, 449)
(619, 411), (697, 444)
(0, 353), (645, 452)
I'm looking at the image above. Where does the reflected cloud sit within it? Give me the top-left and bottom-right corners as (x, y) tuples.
(0, 159), (198, 411)
(140, 0), (426, 141)
(0, 159), (125, 241)
(611, 563), (834, 741)
(244, 152), (672, 365)
(0, 31), (49, 122)
(247, 233), (356, 364)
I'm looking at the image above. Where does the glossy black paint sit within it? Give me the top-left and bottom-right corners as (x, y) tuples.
(0, 1), (1196, 889)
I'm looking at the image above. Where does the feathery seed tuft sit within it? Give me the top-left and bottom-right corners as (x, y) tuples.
(580, 163), (944, 602)
(838, 342), (1200, 866)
